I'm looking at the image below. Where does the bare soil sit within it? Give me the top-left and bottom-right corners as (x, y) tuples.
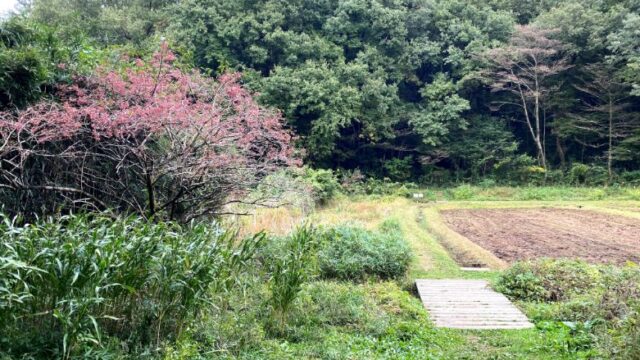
(441, 208), (640, 264)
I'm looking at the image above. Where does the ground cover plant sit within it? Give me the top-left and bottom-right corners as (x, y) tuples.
(496, 259), (640, 359)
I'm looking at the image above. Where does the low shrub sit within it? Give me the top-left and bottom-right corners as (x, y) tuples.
(318, 223), (412, 281)
(302, 167), (342, 205)
(569, 163), (592, 185)
(495, 259), (601, 302)
(497, 260), (640, 359)
(536, 320), (600, 357)
(341, 175), (417, 197)
(449, 184), (476, 200)
(294, 281), (375, 329)
(615, 305), (640, 359)
(0, 214), (263, 358)
(597, 265), (640, 321)
(619, 170), (640, 186)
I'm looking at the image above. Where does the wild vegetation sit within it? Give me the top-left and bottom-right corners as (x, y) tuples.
(0, 1), (639, 359)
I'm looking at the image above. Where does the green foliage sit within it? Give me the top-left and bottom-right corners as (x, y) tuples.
(445, 116), (519, 180)
(29, 0), (174, 46)
(493, 154), (544, 185)
(609, 12), (640, 96)
(567, 163), (608, 185)
(619, 171), (640, 186)
(411, 74), (470, 146)
(0, 213), (263, 358)
(498, 260), (640, 358)
(5, 0), (640, 182)
(535, 320), (599, 357)
(3, 0), (640, 183)
(496, 259), (601, 302)
(383, 157), (413, 182)
(267, 226), (318, 335)
(0, 18), (65, 108)
(301, 167), (341, 205)
(449, 184), (476, 200)
(318, 223), (411, 281)
(617, 305), (640, 359)
(569, 163), (591, 185)
(340, 174), (418, 197)
(169, 0), (514, 171)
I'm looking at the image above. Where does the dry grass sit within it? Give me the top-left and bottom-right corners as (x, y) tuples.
(230, 207), (307, 237)
(309, 197), (400, 229)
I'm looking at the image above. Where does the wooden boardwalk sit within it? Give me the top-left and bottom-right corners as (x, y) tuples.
(416, 279), (533, 329)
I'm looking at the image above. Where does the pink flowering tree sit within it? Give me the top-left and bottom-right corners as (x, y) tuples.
(0, 44), (298, 221)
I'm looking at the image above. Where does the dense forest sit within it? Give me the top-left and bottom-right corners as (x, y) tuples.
(1, 0), (639, 185)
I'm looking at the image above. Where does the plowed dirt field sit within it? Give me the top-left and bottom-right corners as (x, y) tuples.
(441, 208), (640, 264)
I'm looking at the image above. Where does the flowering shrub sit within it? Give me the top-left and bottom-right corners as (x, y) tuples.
(0, 43), (297, 220)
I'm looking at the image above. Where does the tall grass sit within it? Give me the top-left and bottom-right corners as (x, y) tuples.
(267, 226), (318, 335)
(0, 214), (263, 359)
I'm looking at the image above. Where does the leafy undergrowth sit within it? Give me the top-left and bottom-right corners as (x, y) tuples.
(169, 280), (579, 360)
(496, 259), (640, 359)
(178, 281), (461, 359)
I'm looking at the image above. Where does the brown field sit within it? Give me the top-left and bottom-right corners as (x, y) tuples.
(441, 208), (640, 264)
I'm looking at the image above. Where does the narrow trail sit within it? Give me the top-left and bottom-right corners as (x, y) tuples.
(396, 204), (533, 330)
(416, 280), (533, 329)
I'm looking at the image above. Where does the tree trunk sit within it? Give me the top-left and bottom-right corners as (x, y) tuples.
(556, 135), (566, 169)
(608, 99), (613, 184)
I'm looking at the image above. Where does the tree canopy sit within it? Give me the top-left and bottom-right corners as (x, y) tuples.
(2, 0), (639, 183)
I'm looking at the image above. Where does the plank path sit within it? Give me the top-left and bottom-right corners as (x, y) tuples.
(416, 279), (533, 330)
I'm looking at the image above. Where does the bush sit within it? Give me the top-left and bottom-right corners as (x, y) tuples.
(495, 259), (600, 302)
(619, 170), (640, 186)
(449, 184), (476, 200)
(493, 154), (540, 185)
(0, 45), (296, 222)
(318, 223), (412, 281)
(569, 163), (591, 185)
(302, 167), (341, 205)
(616, 305), (640, 359)
(597, 265), (640, 321)
(0, 213), (263, 358)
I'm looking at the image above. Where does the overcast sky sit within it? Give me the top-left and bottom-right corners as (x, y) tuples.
(0, 0), (19, 16)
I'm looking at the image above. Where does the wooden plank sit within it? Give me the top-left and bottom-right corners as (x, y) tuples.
(416, 279), (534, 330)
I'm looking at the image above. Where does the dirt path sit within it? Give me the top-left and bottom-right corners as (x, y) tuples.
(441, 208), (640, 264)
